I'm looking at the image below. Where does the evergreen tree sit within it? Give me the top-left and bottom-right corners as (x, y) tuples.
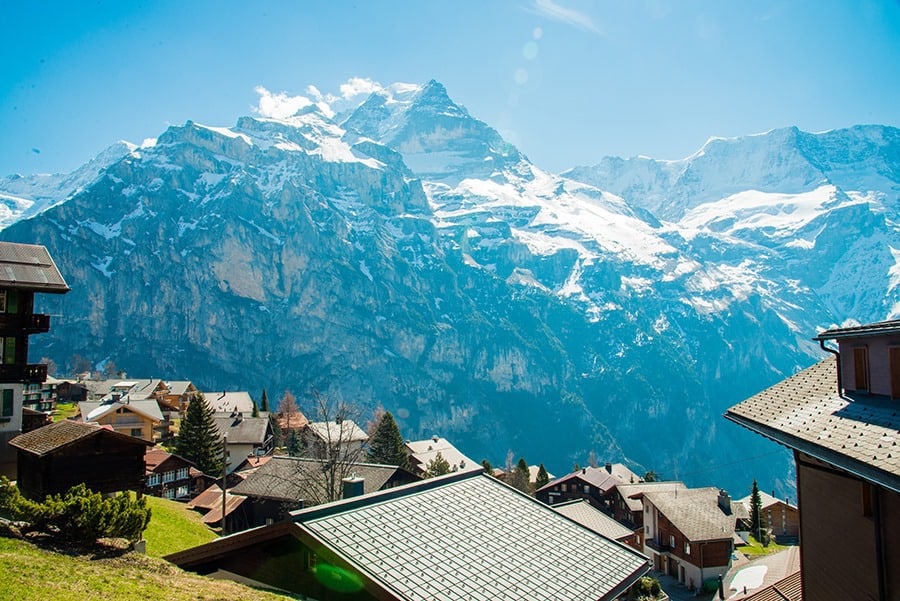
(251, 399), (260, 418)
(288, 429), (303, 457)
(750, 479), (769, 544)
(643, 470), (658, 482)
(366, 411), (409, 469)
(425, 452), (451, 477)
(510, 458), (531, 493)
(260, 388), (269, 412)
(176, 393), (224, 476)
(481, 459), (494, 476)
(535, 463), (550, 490)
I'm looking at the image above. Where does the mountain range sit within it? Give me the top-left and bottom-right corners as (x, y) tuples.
(2, 80), (898, 497)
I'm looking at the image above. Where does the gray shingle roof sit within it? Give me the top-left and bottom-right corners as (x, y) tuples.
(552, 499), (635, 541)
(213, 414), (270, 445)
(231, 456), (410, 504)
(643, 487), (736, 542)
(0, 242), (69, 293)
(724, 356), (900, 493)
(295, 471), (649, 600)
(9, 419), (151, 456)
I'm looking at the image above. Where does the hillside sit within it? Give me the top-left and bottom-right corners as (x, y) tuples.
(0, 536), (290, 601)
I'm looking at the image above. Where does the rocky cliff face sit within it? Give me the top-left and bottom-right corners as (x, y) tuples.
(3, 83), (898, 496)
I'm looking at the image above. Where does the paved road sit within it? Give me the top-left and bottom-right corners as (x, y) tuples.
(652, 571), (718, 601)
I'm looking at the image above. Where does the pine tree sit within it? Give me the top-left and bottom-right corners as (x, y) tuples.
(366, 411), (409, 469)
(510, 458), (531, 493)
(176, 393), (224, 476)
(750, 479), (769, 545)
(251, 399), (260, 418)
(288, 429), (303, 457)
(535, 463), (550, 490)
(425, 452), (451, 477)
(481, 459), (494, 476)
(260, 388), (269, 412)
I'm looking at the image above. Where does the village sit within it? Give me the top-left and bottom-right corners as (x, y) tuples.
(0, 243), (897, 601)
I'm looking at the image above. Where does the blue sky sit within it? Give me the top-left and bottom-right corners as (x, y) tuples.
(2, 0), (899, 176)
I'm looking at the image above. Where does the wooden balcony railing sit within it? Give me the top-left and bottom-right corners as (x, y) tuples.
(0, 363), (48, 383)
(0, 313), (51, 334)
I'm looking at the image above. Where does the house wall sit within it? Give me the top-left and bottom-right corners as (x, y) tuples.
(0, 384), (25, 479)
(643, 500), (731, 590)
(194, 533), (377, 600)
(764, 500), (800, 540)
(838, 334), (900, 396)
(796, 452), (900, 601)
(538, 476), (608, 509)
(94, 408), (156, 441)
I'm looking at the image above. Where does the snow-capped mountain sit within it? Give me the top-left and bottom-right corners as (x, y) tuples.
(3, 81), (898, 497)
(0, 141), (136, 229)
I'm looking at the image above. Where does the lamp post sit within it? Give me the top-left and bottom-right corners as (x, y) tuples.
(221, 431), (228, 535)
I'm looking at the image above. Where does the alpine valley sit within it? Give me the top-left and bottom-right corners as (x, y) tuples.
(2, 80), (898, 497)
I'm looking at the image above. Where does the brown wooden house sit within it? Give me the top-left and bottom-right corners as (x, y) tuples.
(535, 463), (640, 511)
(726, 319), (900, 601)
(144, 447), (211, 500)
(0, 242), (69, 478)
(9, 420), (152, 500)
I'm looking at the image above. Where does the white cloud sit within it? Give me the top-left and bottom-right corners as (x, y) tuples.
(527, 0), (602, 34)
(253, 86), (314, 119)
(339, 77), (383, 100)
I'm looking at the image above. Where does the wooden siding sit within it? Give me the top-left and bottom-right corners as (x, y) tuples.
(796, 452), (900, 601)
(16, 433), (146, 500)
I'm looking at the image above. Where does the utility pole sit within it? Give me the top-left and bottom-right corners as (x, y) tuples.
(221, 432), (228, 535)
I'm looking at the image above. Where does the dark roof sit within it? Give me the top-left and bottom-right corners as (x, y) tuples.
(145, 448), (197, 472)
(9, 420), (152, 456)
(171, 471), (650, 601)
(552, 499), (635, 541)
(188, 484), (223, 511)
(813, 319), (900, 340)
(0, 242), (69, 293)
(213, 414), (270, 445)
(725, 357), (900, 493)
(538, 463), (640, 494)
(230, 456), (413, 504)
(643, 487), (737, 542)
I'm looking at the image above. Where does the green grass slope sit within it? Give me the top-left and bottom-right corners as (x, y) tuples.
(0, 537), (290, 601)
(142, 495), (217, 558)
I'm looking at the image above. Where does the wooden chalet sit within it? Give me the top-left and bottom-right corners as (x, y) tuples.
(9, 420), (152, 500)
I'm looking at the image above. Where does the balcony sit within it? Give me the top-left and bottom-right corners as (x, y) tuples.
(0, 313), (50, 334)
(0, 363), (47, 383)
(646, 538), (672, 554)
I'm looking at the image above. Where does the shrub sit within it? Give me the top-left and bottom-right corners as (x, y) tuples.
(0, 478), (151, 545)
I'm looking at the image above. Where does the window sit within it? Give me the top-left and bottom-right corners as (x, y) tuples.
(561, 483), (567, 492)
(130, 428), (143, 438)
(684, 541), (691, 555)
(854, 346), (870, 392)
(176, 485), (189, 498)
(669, 534), (675, 549)
(165, 488), (176, 499)
(0, 389), (12, 419)
(583, 485), (590, 494)
(0, 290), (18, 314)
(163, 471), (176, 483)
(147, 473), (161, 486)
(0, 337), (15, 365)
(176, 467), (189, 480)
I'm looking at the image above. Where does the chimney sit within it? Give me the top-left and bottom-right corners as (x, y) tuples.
(342, 476), (365, 499)
(432, 435), (439, 442)
(718, 489), (731, 513)
(605, 462), (612, 474)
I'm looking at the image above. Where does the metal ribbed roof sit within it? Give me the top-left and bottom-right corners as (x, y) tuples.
(0, 242), (69, 293)
(295, 471), (649, 600)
